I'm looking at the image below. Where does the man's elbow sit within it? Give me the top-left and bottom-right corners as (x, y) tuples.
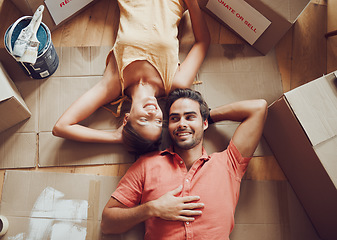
(100, 218), (126, 235)
(100, 220), (113, 235)
(100, 210), (125, 235)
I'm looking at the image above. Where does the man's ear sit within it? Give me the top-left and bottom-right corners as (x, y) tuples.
(123, 113), (130, 126)
(203, 119), (208, 131)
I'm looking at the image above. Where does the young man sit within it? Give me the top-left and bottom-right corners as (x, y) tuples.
(101, 89), (268, 239)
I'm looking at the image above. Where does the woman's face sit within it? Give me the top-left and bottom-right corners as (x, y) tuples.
(125, 96), (163, 141)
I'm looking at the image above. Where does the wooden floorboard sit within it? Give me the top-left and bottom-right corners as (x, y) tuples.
(327, 0), (337, 72)
(291, 2), (327, 89)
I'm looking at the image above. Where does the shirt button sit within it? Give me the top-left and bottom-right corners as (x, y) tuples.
(185, 179), (189, 182)
(186, 222), (189, 225)
(180, 161), (183, 164)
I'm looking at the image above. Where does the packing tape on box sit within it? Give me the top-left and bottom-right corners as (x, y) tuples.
(86, 180), (101, 240)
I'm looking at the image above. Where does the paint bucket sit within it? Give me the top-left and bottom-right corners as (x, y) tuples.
(4, 16), (59, 79)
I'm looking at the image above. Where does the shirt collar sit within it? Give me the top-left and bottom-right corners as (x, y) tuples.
(160, 146), (210, 162)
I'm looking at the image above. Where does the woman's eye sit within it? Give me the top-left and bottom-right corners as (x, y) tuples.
(140, 118), (148, 122)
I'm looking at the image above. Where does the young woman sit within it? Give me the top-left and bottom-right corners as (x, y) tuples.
(52, 0), (210, 154)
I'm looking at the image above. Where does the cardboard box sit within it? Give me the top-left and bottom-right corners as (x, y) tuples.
(10, 0), (97, 31)
(198, 0), (311, 55)
(0, 62), (31, 133)
(263, 71), (337, 239)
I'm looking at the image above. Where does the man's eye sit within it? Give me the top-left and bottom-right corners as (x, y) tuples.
(140, 118), (148, 122)
(186, 115), (196, 120)
(170, 117), (178, 121)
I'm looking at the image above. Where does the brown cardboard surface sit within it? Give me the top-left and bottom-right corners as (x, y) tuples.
(231, 181), (320, 240)
(263, 71), (337, 240)
(204, 124), (272, 156)
(53, 46), (109, 77)
(0, 170), (144, 240)
(198, 0), (311, 55)
(0, 129), (36, 168)
(190, 44), (283, 106)
(39, 132), (135, 167)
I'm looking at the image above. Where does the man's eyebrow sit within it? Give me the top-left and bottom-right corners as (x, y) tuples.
(169, 111), (197, 117)
(184, 111), (197, 115)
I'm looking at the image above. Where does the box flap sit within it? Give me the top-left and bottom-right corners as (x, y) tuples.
(205, 0), (271, 45)
(199, 0), (310, 54)
(0, 97), (31, 133)
(285, 71), (337, 146)
(246, 0), (311, 23)
(44, 0), (94, 25)
(0, 63), (31, 112)
(314, 135), (337, 189)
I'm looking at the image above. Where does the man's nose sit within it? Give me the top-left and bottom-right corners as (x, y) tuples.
(177, 118), (187, 128)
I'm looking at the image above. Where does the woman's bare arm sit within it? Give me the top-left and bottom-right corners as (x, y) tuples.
(172, 0), (210, 89)
(52, 53), (123, 143)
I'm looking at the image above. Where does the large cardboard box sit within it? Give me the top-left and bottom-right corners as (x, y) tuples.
(0, 62), (31, 133)
(198, 0), (311, 55)
(10, 0), (97, 31)
(263, 71), (337, 239)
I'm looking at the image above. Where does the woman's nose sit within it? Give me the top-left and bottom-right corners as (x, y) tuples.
(147, 109), (156, 116)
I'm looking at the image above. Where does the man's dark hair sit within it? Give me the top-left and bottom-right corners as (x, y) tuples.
(122, 121), (162, 155)
(166, 88), (210, 121)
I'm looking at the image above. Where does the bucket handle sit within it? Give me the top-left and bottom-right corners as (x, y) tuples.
(5, 16), (31, 58)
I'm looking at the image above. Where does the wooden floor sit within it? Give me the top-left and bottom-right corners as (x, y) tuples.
(0, 0), (336, 197)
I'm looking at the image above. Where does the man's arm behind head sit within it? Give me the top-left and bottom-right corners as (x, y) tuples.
(209, 99), (268, 158)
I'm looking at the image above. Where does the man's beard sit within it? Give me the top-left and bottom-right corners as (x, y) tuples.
(172, 129), (203, 150)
